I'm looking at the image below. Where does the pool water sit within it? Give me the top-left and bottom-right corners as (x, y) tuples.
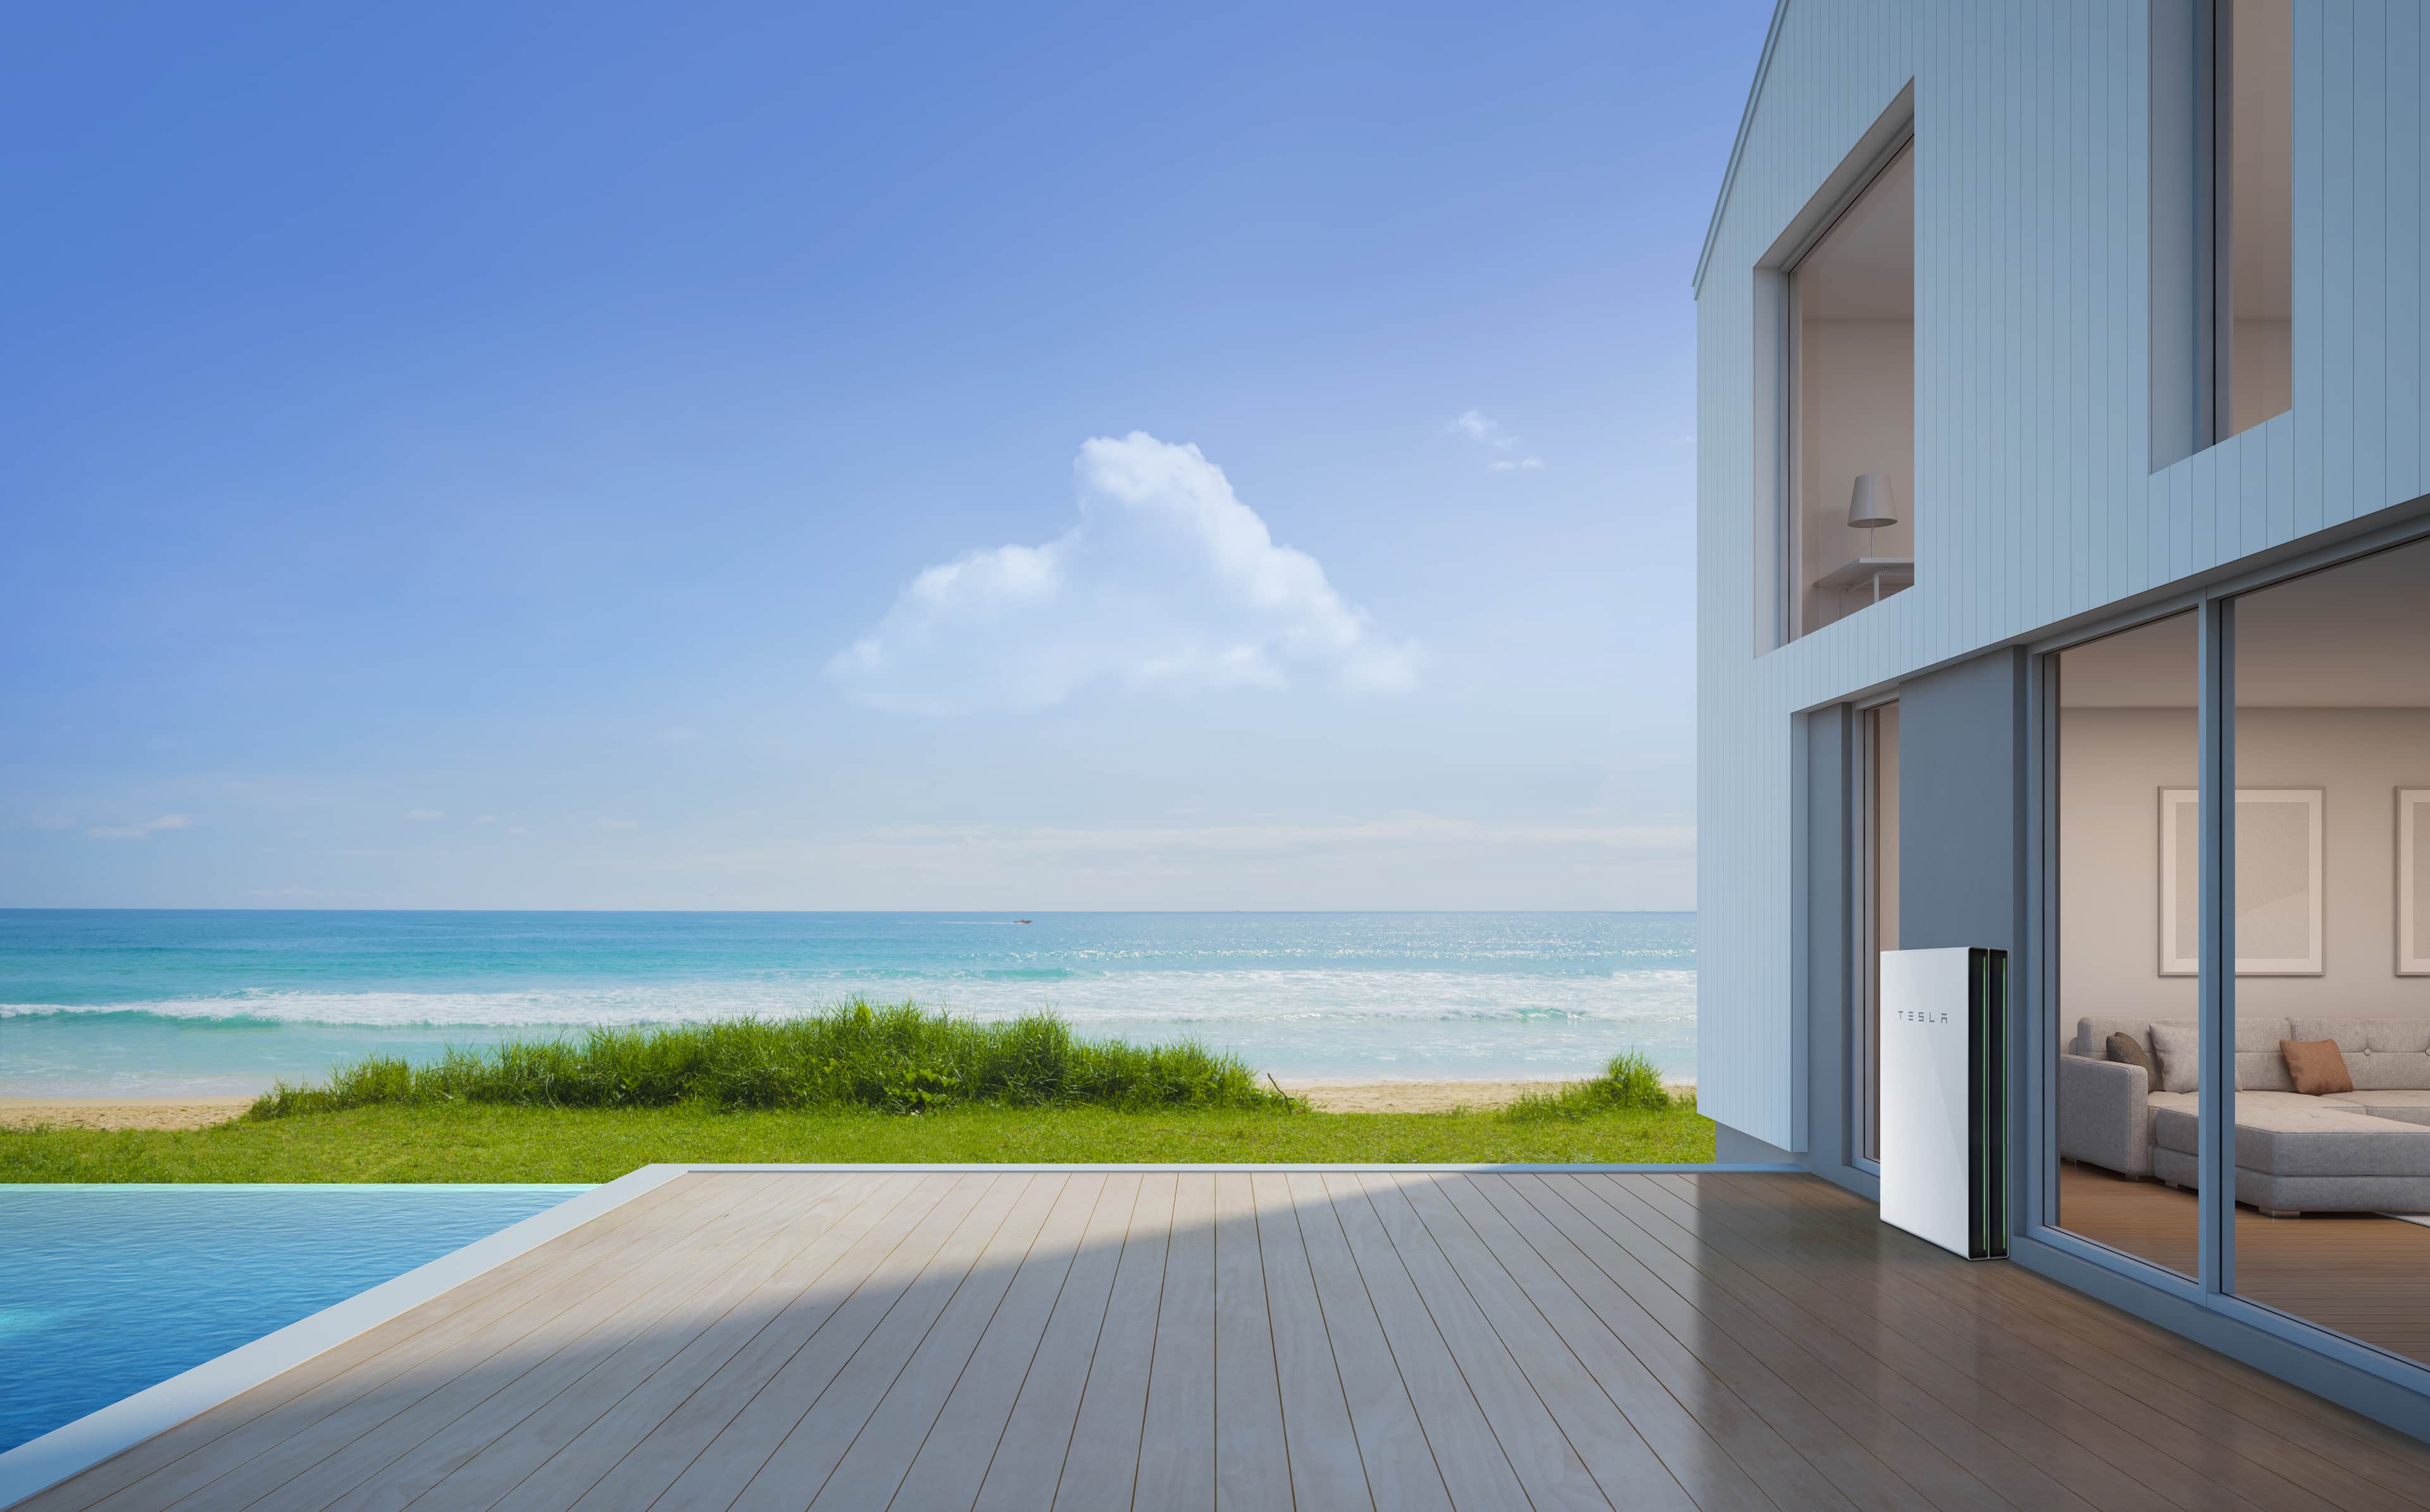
(0, 1185), (587, 1454)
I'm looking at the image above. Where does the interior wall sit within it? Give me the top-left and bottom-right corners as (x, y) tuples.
(2059, 706), (2430, 1022)
(1797, 316), (1914, 631)
(2231, 318), (2292, 433)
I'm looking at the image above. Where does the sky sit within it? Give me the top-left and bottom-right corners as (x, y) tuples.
(1, 1), (1770, 912)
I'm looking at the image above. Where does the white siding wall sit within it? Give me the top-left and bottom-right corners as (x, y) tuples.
(1697, 0), (2430, 1148)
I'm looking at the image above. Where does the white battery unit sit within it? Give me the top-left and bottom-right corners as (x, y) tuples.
(1878, 946), (2008, 1260)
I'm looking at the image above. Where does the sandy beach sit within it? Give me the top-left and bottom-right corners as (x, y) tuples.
(1, 1097), (259, 1132)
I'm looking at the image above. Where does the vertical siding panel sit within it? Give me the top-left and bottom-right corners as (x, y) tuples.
(2112, 0), (2134, 607)
(2244, 418), (2270, 550)
(2293, 0), (2325, 542)
(2315, 0), (2354, 532)
(2383, 0), (2422, 507)
(2350, 1), (2387, 521)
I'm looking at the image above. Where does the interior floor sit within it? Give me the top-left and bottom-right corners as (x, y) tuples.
(2058, 1160), (2430, 1363)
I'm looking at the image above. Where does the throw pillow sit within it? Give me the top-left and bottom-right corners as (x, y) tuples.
(2281, 1039), (2355, 1096)
(2148, 1023), (2200, 1093)
(2105, 1032), (2158, 1093)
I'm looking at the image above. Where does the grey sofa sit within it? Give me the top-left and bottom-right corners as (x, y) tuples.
(2060, 1016), (2430, 1214)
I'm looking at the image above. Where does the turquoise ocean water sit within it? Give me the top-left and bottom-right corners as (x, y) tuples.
(0, 911), (1696, 1095)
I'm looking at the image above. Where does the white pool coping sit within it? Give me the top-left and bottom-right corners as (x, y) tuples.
(0, 1160), (1795, 1508)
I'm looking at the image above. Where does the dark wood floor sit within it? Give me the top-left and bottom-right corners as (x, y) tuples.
(28, 1168), (2430, 1511)
(2059, 1160), (2430, 1362)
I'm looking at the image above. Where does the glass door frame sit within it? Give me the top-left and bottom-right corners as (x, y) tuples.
(2022, 511), (2430, 1399)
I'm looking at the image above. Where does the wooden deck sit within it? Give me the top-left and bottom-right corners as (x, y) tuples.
(25, 1168), (2430, 1511)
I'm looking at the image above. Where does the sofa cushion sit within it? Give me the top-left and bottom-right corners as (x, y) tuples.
(2288, 1018), (2430, 1091)
(2106, 1032), (2158, 1093)
(2322, 1089), (2430, 1127)
(2073, 1017), (2188, 1060)
(2281, 1039), (2355, 1095)
(2149, 1024), (2200, 1093)
(2236, 1015), (2297, 1091)
(2152, 1098), (2430, 1177)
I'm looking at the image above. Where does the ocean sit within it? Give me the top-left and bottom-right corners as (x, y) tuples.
(0, 910), (1696, 1096)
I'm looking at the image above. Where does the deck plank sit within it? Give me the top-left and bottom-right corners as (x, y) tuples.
(1321, 1172), (1532, 1512)
(802, 1173), (1071, 1509)
(1673, 1174), (2421, 1512)
(1454, 1173), (1860, 1512)
(1211, 1173), (1292, 1512)
(556, 1174), (954, 1512)
(1354, 1173), (1616, 1512)
(1135, 1171), (1216, 1512)
(967, 1172), (1140, 1512)
(642, 1172), (999, 1511)
(1247, 1172), (1372, 1512)
(482, 1174), (916, 1511)
(1598, 1173), (2143, 1512)
(1052, 1171), (1176, 1510)
(265, 1174), (843, 1512)
(725, 1172), (1042, 1511)
(886, 1171), (1107, 1511)
(1421, 1174), (1774, 1512)
(1280, 1171), (1449, 1512)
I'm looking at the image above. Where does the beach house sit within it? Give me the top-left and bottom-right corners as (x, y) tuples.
(1697, 0), (2430, 1431)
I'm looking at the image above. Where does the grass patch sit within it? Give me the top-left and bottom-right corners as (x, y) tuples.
(0, 1098), (1714, 1184)
(1499, 1050), (1674, 1121)
(247, 1003), (1291, 1119)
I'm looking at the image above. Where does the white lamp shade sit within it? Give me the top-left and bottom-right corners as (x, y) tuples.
(1848, 473), (1898, 530)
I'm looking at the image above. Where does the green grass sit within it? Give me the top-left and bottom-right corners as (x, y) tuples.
(0, 1098), (1714, 1184)
(245, 1003), (1290, 1119)
(1501, 1050), (1674, 1120)
(3, 1013), (1713, 1182)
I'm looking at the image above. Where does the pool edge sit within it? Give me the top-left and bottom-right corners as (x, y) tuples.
(0, 1165), (687, 1509)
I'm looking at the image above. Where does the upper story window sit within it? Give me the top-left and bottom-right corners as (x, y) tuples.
(2153, 0), (2291, 465)
(1787, 140), (1915, 640)
(2220, 0), (2291, 437)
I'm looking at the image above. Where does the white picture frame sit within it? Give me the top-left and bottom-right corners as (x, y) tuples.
(2159, 787), (2324, 977)
(2402, 789), (2430, 976)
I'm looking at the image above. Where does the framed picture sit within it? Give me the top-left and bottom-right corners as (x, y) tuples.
(2159, 788), (2324, 976)
(2402, 790), (2430, 976)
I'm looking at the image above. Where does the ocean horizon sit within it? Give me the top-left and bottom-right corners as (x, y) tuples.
(0, 909), (1698, 1096)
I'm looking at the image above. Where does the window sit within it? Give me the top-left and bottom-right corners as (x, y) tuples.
(2228, 538), (2430, 1367)
(1785, 142), (1915, 641)
(2153, 0), (2291, 465)
(2049, 611), (2201, 1275)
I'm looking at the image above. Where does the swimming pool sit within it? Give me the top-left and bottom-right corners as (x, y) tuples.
(0, 1184), (587, 1456)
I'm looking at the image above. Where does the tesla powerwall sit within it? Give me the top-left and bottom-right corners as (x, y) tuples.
(1879, 946), (2007, 1260)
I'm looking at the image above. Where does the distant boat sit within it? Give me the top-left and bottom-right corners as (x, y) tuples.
(1014, 919), (1033, 924)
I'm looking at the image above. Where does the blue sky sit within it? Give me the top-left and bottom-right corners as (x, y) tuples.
(1, 1), (1767, 910)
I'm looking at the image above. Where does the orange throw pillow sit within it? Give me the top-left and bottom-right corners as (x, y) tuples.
(2281, 1039), (2355, 1096)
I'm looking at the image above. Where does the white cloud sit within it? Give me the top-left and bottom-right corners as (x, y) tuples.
(598, 817), (640, 831)
(1450, 409), (1546, 471)
(507, 825), (530, 836)
(825, 432), (1420, 716)
(1449, 409), (1516, 449)
(406, 808), (445, 821)
(475, 814), (499, 824)
(87, 814), (188, 841)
